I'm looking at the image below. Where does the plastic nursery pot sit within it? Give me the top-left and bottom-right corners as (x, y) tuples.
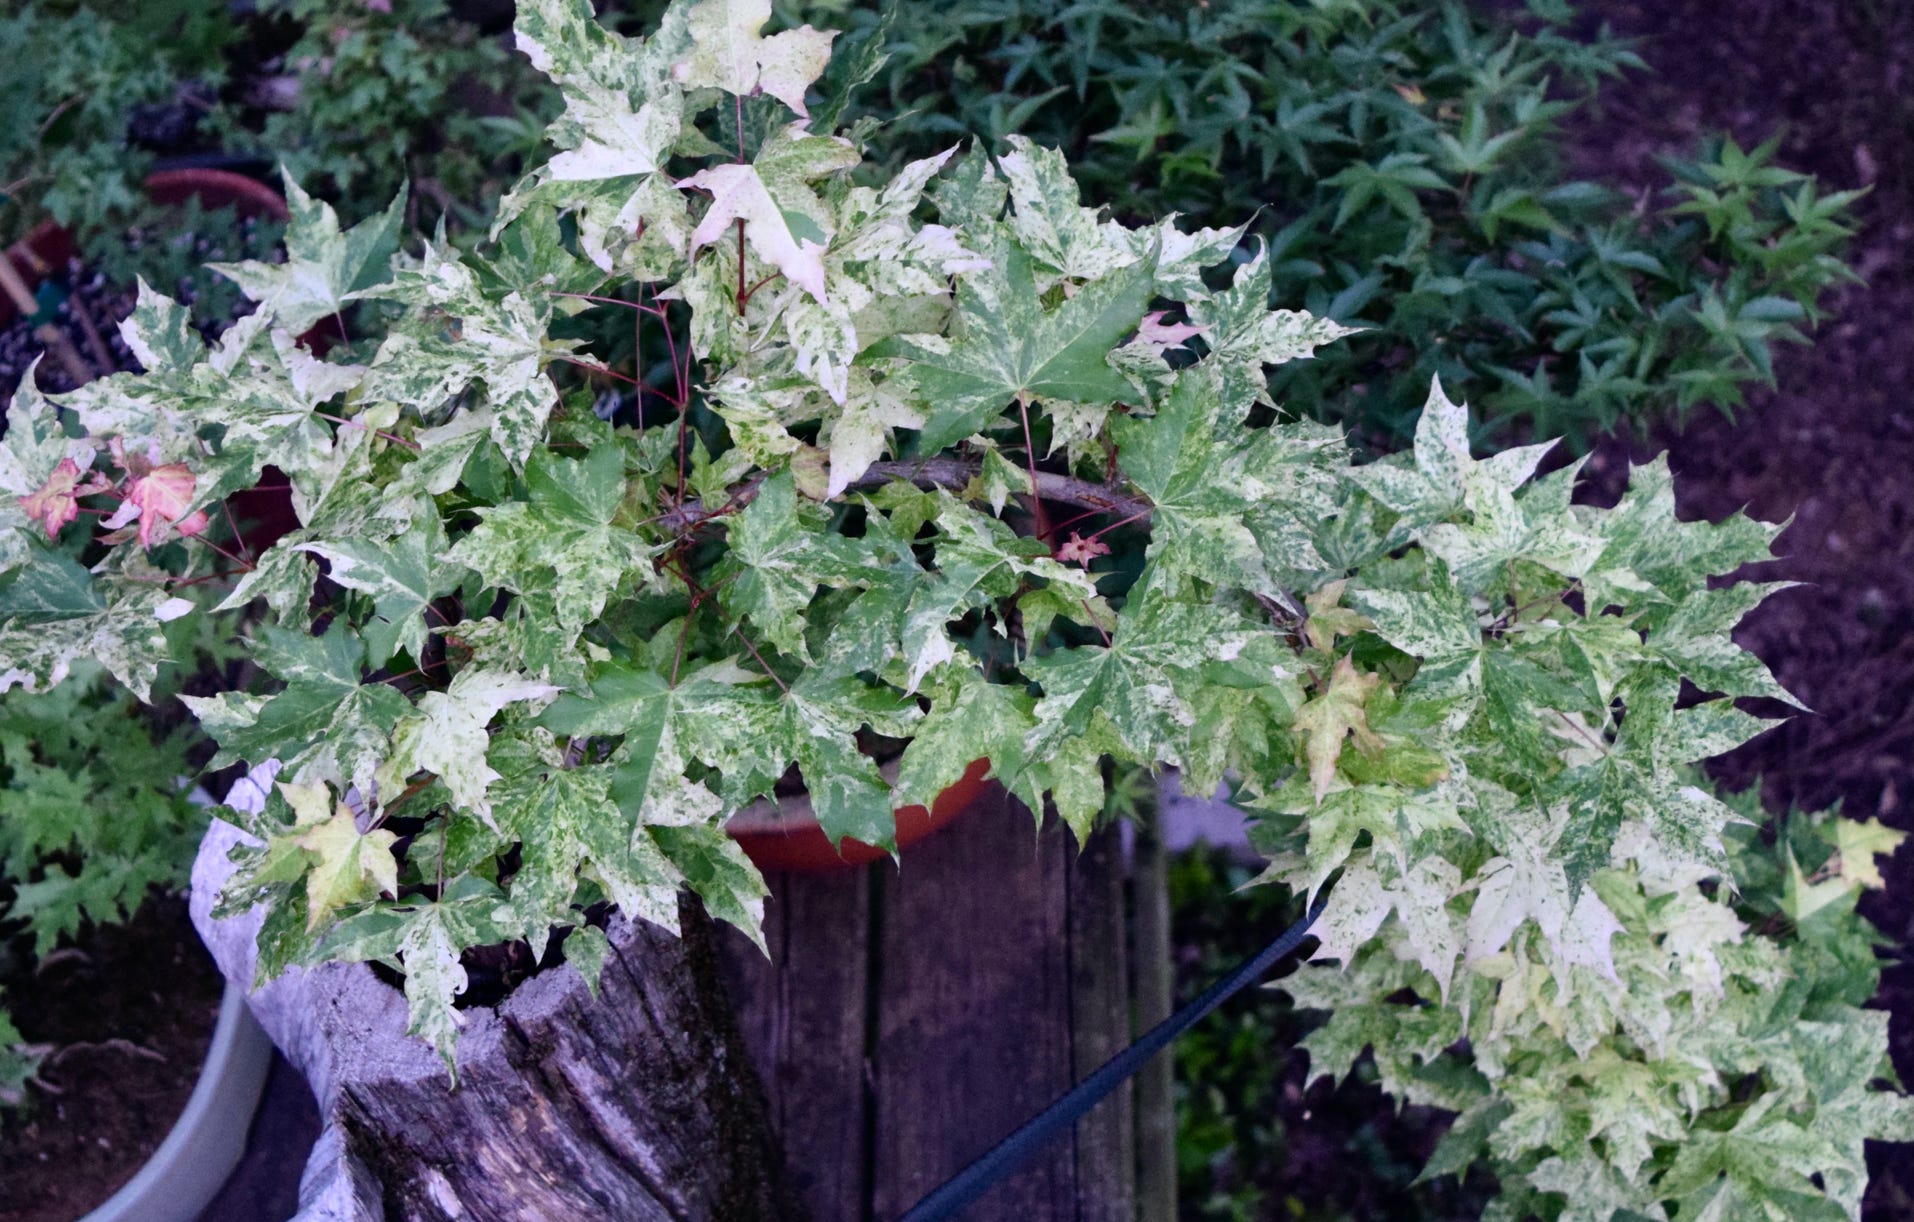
(77, 980), (275, 1222)
(724, 757), (994, 874)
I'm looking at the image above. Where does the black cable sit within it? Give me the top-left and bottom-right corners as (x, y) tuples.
(897, 897), (1325, 1222)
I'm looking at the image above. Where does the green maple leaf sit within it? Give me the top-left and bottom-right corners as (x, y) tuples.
(492, 757), (682, 937)
(183, 622), (409, 798)
(1834, 816), (1904, 889)
(1348, 377), (1553, 527)
(536, 660), (725, 826)
(650, 822), (768, 949)
(209, 173), (404, 333)
(1185, 243), (1360, 414)
(1351, 564), (1590, 779)
(893, 664), (1034, 811)
(877, 226), (1160, 451)
(1017, 570), (1249, 830)
(1, 379), (91, 578)
(449, 444), (654, 666)
(749, 671), (918, 849)
(396, 902), (476, 1080)
(714, 472), (877, 659)
(297, 512), (463, 667)
(58, 309), (362, 512)
(896, 493), (1098, 689)
(363, 262), (567, 470)
(0, 551), (172, 700)
(1659, 1095), (1850, 1216)
(1113, 364), (1341, 593)
(117, 279), (203, 374)
(379, 666), (560, 826)
(809, 498), (928, 678)
(1643, 582), (1802, 706)
(496, 0), (696, 276)
(540, 657), (915, 852)
(1584, 455), (1783, 608)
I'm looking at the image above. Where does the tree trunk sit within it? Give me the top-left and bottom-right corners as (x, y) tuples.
(190, 820), (796, 1222)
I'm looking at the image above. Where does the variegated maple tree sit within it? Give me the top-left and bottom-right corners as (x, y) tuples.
(0, 0), (1905, 1215)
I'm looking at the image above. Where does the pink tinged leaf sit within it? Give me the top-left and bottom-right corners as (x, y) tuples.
(19, 458), (106, 540)
(124, 462), (201, 549)
(1057, 532), (1111, 566)
(1136, 310), (1206, 353)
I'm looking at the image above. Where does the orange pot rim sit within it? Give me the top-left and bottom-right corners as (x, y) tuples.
(724, 757), (993, 874)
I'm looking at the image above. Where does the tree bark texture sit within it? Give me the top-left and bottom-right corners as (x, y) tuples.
(191, 819), (794, 1222)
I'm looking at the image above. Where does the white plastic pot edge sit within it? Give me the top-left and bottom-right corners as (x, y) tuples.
(78, 979), (275, 1222)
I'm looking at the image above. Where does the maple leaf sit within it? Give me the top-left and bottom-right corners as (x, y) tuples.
(876, 227), (1159, 451)
(0, 552), (173, 699)
(1135, 310), (1205, 353)
(1112, 364), (1342, 594)
(396, 902), (475, 1080)
(995, 135), (1136, 286)
(1303, 580), (1372, 652)
(1293, 655), (1384, 802)
(714, 472), (880, 659)
(494, 0), (696, 278)
(823, 375), (923, 497)
(1834, 816), (1904, 890)
(1057, 532), (1110, 566)
(117, 279), (203, 374)
(1017, 570), (1248, 831)
(679, 125), (859, 303)
(1185, 243), (1362, 413)
(675, 0), (835, 117)
(18, 459), (106, 540)
(380, 666), (560, 827)
(208, 172), (404, 333)
(447, 444), (655, 669)
(112, 458), (206, 549)
(362, 254), (573, 469)
(291, 798), (400, 930)
(297, 512), (462, 667)
(183, 623), (410, 799)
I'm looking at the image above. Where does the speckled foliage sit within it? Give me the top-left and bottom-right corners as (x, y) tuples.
(1, 0), (1908, 1215)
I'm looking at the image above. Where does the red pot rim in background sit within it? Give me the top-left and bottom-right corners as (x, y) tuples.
(725, 757), (993, 874)
(139, 169), (291, 223)
(1, 169), (288, 329)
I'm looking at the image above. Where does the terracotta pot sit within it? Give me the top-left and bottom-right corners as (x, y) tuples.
(725, 757), (993, 873)
(139, 168), (291, 223)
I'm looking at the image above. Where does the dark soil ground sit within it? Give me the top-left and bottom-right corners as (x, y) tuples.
(0, 893), (224, 1222)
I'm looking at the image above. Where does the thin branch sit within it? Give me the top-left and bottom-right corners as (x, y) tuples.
(655, 457), (1152, 534)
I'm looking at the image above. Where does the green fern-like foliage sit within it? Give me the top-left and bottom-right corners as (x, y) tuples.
(756, 0), (1862, 448)
(0, 662), (213, 1106)
(0, 0), (1904, 1212)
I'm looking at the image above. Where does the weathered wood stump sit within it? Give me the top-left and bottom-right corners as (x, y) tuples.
(190, 820), (794, 1222)
(192, 780), (1157, 1220)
